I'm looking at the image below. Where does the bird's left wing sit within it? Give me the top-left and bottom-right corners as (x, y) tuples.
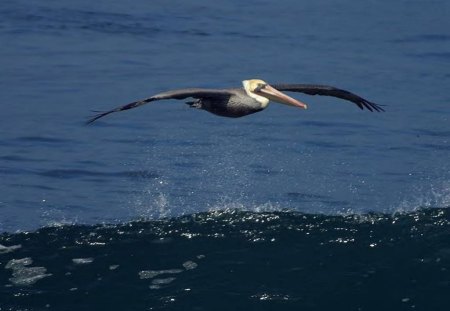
(87, 88), (232, 124)
(271, 84), (384, 112)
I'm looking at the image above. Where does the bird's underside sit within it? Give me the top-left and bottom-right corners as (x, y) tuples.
(185, 88), (266, 118)
(87, 80), (384, 124)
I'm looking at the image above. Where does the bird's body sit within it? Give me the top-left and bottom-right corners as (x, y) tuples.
(185, 88), (265, 118)
(87, 79), (383, 124)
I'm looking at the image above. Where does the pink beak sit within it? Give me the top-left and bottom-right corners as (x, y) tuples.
(257, 84), (308, 109)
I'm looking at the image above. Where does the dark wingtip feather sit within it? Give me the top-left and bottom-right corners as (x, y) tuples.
(86, 111), (112, 125)
(365, 100), (385, 112)
(362, 101), (374, 112)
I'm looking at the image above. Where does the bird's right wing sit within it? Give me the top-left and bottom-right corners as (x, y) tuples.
(271, 84), (384, 112)
(86, 88), (232, 124)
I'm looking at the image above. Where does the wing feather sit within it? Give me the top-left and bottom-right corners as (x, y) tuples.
(86, 88), (232, 124)
(271, 84), (384, 112)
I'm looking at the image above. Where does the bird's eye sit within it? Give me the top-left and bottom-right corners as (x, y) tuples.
(255, 83), (266, 92)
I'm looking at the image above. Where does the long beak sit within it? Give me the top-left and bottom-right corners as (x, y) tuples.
(257, 85), (308, 109)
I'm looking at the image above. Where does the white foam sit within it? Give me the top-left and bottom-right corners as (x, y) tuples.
(394, 180), (450, 213)
(182, 260), (198, 270)
(5, 257), (52, 286)
(0, 244), (22, 254)
(138, 269), (183, 279)
(5, 257), (33, 268)
(151, 277), (176, 285)
(72, 257), (94, 265)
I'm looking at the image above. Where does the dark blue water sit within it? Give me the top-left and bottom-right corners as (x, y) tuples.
(0, 0), (449, 309)
(1, 209), (449, 310)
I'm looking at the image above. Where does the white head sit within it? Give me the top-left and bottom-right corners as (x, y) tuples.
(242, 79), (307, 109)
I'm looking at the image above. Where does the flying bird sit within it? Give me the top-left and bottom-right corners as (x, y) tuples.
(87, 79), (383, 124)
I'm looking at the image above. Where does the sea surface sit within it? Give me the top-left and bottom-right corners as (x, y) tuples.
(0, 0), (449, 310)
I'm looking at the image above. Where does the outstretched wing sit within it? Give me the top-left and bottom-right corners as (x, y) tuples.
(271, 84), (384, 112)
(86, 88), (232, 124)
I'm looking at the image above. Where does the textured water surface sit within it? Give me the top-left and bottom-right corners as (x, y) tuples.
(0, 0), (449, 310)
(1, 208), (449, 310)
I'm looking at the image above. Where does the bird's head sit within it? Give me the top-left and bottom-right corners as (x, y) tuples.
(242, 79), (307, 109)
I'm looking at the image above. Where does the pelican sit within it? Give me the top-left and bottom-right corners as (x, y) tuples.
(87, 79), (383, 123)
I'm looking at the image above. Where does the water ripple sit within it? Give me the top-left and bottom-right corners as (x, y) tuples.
(37, 169), (160, 180)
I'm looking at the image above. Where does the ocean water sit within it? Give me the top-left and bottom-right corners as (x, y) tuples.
(0, 209), (449, 310)
(0, 0), (449, 310)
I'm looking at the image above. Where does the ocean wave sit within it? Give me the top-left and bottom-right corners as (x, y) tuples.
(0, 208), (448, 310)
